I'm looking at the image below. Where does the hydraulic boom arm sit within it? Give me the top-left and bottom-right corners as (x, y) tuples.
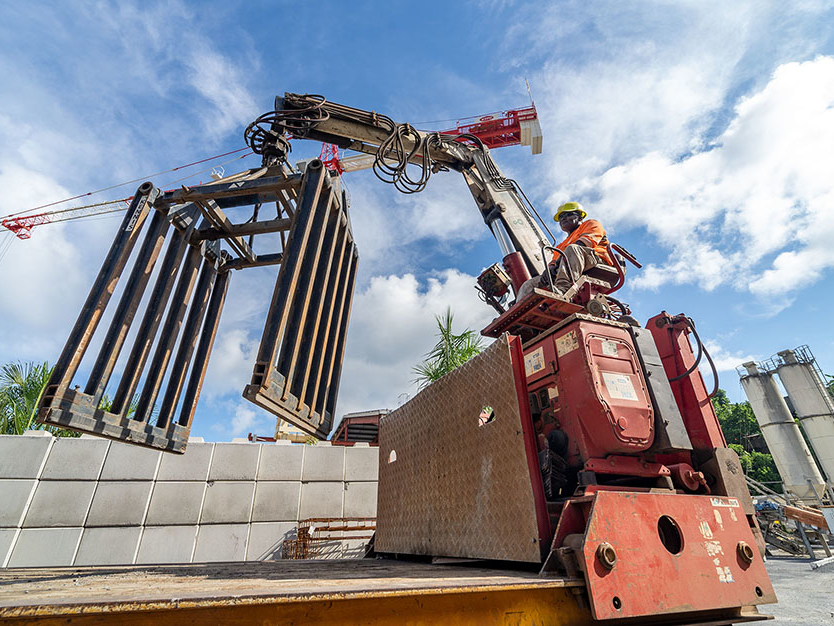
(245, 93), (554, 281)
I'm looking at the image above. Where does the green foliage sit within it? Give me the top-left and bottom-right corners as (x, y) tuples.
(0, 361), (79, 437)
(412, 308), (484, 389)
(712, 389), (779, 488)
(711, 389), (759, 446)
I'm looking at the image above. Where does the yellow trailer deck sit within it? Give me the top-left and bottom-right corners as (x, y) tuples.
(0, 559), (594, 626)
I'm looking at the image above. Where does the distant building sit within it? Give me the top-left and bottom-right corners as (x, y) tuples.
(330, 409), (388, 446)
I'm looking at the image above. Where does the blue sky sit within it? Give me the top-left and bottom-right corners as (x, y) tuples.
(2, 1), (834, 440)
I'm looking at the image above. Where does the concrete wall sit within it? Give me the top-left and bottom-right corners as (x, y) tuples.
(0, 433), (379, 568)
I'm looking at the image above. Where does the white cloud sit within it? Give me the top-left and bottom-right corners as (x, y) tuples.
(703, 340), (758, 374)
(551, 57), (834, 304)
(335, 269), (496, 418)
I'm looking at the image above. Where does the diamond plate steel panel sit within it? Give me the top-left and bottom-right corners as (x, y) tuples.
(376, 335), (543, 563)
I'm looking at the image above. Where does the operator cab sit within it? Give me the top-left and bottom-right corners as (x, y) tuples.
(478, 244), (638, 342)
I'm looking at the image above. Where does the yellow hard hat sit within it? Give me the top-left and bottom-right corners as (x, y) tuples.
(554, 201), (586, 221)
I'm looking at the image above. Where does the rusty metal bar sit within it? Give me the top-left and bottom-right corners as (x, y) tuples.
(155, 175), (301, 209)
(249, 161), (326, 389)
(38, 159), (359, 450)
(156, 248), (219, 429)
(133, 244), (203, 423)
(293, 203), (344, 408)
(275, 188), (334, 401)
(305, 223), (350, 417)
(110, 207), (200, 416)
(196, 217), (292, 241)
(195, 199), (256, 264)
(84, 209), (169, 403)
(316, 240), (358, 420)
(220, 251), (283, 272)
(43, 183), (158, 399)
(177, 267), (230, 428)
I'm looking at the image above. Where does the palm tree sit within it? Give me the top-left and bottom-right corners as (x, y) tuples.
(412, 308), (484, 389)
(0, 361), (79, 437)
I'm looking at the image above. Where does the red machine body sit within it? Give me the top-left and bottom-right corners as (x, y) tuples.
(525, 320), (654, 463)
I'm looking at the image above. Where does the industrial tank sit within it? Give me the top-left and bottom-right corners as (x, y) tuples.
(739, 361), (826, 501)
(775, 347), (834, 486)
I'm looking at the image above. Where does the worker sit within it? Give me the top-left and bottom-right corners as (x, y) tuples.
(518, 201), (612, 298)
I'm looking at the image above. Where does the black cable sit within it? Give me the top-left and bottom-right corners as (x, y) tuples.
(669, 318), (703, 382)
(667, 317), (719, 397)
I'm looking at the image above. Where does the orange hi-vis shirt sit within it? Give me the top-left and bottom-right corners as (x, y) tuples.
(554, 219), (612, 265)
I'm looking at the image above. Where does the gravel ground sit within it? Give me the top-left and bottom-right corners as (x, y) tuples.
(759, 551), (834, 625)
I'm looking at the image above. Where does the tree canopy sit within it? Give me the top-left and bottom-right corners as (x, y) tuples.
(412, 308), (484, 389)
(711, 388), (779, 488)
(0, 361), (79, 437)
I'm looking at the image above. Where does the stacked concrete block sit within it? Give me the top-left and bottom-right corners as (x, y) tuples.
(0, 434), (380, 568)
(139, 441), (213, 563)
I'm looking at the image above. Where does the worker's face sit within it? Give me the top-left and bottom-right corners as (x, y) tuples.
(559, 211), (582, 234)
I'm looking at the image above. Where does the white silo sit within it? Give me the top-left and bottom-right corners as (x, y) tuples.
(738, 361), (826, 501)
(775, 347), (834, 486)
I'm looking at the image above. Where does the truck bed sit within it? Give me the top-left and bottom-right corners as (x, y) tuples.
(0, 559), (588, 625)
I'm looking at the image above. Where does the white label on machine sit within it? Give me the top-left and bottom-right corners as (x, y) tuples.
(601, 340), (619, 356)
(601, 372), (639, 401)
(524, 347), (545, 377)
(555, 331), (579, 357)
(710, 497), (740, 508)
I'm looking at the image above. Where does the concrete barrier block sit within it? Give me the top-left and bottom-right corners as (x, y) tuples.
(251, 482), (301, 522)
(75, 527), (142, 565)
(257, 444), (303, 481)
(299, 482), (344, 519)
(302, 446), (345, 481)
(343, 482), (378, 518)
(157, 443), (213, 481)
(200, 482), (255, 524)
(0, 529), (17, 567)
(146, 482), (206, 526)
(100, 441), (161, 480)
(344, 447), (379, 482)
(41, 437), (109, 480)
(23, 481), (96, 527)
(8, 527), (82, 567)
(85, 482), (153, 527)
(246, 522), (296, 560)
(208, 443), (260, 481)
(0, 435), (53, 479)
(136, 525), (197, 564)
(193, 524), (249, 562)
(0, 480), (37, 527)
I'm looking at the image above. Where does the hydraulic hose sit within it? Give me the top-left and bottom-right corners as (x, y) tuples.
(668, 317), (720, 398)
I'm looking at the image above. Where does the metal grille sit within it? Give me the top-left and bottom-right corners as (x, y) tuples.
(38, 160), (356, 452)
(282, 517), (375, 559)
(375, 335), (545, 563)
(243, 164), (358, 439)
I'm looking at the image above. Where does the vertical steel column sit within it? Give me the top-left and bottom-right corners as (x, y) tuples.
(133, 244), (204, 423)
(110, 207), (200, 416)
(44, 183), (158, 398)
(251, 161), (326, 389)
(178, 266), (231, 428)
(84, 209), (169, 403)
(156, 249), (219, 429)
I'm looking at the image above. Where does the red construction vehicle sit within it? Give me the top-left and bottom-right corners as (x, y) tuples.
(14, 93), (775, 625)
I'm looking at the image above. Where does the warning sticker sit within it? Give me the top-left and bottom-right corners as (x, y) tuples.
(555, 331), (579, 357)
(524, 347), (545, 377)
(601, 372), (639, 401)
(601, 340), (619, 356)
(710, 497), (740, 508)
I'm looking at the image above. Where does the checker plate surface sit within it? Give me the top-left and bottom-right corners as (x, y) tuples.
(376, 335), (542, 563)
